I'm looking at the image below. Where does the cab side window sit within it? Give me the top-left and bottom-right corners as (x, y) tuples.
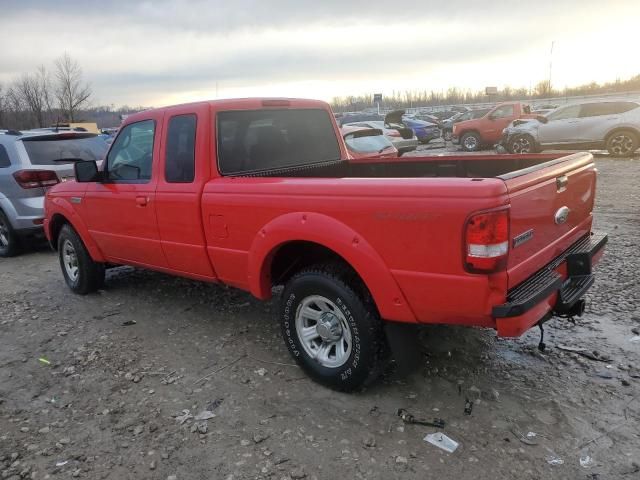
(106, 120), (155, 182)
(491, 105), (515, 119)
(165, 114), (196, 183)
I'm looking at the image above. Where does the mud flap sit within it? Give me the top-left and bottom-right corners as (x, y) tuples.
(384, 321), (422, 375)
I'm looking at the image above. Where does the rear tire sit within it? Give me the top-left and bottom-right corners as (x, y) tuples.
(0, 210), (20, 258)
(460, 131), (481, 152)
(58, 224), (105, 294)
(606, 130), (638, 157)
(508, 134), (538, 154)
(279, 264), (386, 392)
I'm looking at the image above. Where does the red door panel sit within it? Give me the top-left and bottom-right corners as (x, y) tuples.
(155, 104), (216, 279)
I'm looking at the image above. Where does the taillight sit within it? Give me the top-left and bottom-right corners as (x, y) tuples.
(464, 208), (509, 273)
(13, 170), (60, 189)
(387, 130), (401, 137)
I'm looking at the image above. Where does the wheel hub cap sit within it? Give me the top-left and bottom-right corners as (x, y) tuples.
(316, 312), (343, 342)
(295, 295), (353, 369)
(0, 220), (8, 248)
(62, 240), (79, 281)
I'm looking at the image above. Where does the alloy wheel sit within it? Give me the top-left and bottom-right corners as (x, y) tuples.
(295, 295), (353, 368)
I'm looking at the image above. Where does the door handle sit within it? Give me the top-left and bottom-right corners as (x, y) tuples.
(135, 196), (149, 207)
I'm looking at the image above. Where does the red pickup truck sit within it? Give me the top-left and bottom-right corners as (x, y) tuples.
(44, 98), (607, 391)
(453, 102), (538, 152)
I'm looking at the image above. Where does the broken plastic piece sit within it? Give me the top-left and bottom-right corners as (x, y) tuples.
(424, 432), (459, 453)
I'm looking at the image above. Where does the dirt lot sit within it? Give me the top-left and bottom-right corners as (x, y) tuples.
(1, 155), (639, 480)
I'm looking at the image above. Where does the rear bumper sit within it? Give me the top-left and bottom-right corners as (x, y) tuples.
(493, 231), (607, 336)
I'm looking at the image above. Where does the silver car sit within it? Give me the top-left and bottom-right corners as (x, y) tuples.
(0, 130), (108, 256)
(501, 100), (640, 156)
(343, 121), (419, 155)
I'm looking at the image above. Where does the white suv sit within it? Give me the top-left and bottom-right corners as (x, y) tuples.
(0, 130), (107, 256)
(501, 100), (640, 156)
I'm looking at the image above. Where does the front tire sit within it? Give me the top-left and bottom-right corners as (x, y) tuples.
(606, 130), (638, 157)
(508, 134), (538, 154)
(460, 131), (481, 152)
(280, 265), (386, 391)
(0, 210), (20, 258)
(58, 224), (105, 294)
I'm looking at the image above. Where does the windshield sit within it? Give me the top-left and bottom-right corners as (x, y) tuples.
(344, 132), (394, 153)
(22, 135), (108, 165)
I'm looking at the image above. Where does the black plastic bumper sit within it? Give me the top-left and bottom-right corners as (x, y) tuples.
(492, 231), (607, 318)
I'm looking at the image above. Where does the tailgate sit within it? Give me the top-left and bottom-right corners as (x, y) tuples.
(502, 152), (597, 289)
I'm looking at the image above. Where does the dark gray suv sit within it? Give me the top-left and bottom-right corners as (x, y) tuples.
(0, 130), (107, 256)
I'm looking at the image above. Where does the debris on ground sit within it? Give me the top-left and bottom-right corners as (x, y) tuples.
(122, 320), (137, 326)
(194, 410), (216, 421)
(424, 432), (459, 453)
(557, 345), (610, 362)
(510, 425), (538, 446)
(173, 409), (193, 425)
(397, 408), (445, 429)
(580, 455), (594, 468)
(464, 399), (473, 416)
(545, 455), (564, 466)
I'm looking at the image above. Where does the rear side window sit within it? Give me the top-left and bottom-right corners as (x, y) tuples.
(165, 114), (196, 183)
(579, 102), (632, 117)
(217, 109), (341, 175)
(0, 145), (10, 167)
(21, 135), (107, 165)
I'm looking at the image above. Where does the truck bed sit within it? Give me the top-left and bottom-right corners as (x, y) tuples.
(234, 153), (581, 180)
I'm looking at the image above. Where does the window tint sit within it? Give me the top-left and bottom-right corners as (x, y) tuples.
(491, 105), (515, 119)
(548, 104), (581, 121)
(612, 102), (638, 114)
(579, 102), (628, 118)
(217, 109), (341, 175)
(0, 145), (10, 168)
(165, 114), (196, 183)
(106, 120), (155, 182)
(21, 135), (107, 165)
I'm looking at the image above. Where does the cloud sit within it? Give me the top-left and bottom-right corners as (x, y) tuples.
(1, 0), (638, 106)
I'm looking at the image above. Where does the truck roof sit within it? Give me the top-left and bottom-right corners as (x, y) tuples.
(124, 98), (331, 125)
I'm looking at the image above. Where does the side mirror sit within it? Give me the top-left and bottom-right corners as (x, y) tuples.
(537, 115), (549, 124)
(74, 161), (101, 182)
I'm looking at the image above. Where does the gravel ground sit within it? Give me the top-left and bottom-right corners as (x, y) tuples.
(1, 155), (639, 480)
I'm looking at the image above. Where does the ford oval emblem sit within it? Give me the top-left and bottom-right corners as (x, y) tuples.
(554, 206), (570, 225)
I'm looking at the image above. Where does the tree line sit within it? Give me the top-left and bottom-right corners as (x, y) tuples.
(0, 53), (99, 130)
(331, 75), (640, 112)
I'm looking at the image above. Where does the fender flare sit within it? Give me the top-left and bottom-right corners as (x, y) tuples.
(247, 212), (416, 323)
(49, 197), (106, 262)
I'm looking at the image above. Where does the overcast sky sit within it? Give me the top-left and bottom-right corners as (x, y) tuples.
(1, 0), (639, 107)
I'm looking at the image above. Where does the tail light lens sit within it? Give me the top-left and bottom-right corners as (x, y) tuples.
(13, 170), (60, 189)
(464, 208), (509, 273)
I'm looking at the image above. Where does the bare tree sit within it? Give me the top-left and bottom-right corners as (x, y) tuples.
(54, 53), (92, 122)
(16, 73), (47, 127)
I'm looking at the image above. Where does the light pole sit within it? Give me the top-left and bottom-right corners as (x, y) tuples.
(548, 41), (555, 94)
